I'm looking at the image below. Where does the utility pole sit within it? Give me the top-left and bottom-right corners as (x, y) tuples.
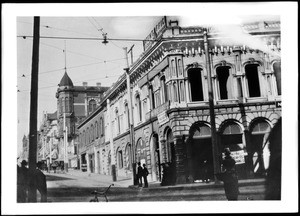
(124, 47), (137, 185)
(203, 28), (221, 182)
(63, 113), (68, 172)
(28, 16), (40, 202)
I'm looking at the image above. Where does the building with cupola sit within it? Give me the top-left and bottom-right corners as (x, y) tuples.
(55, 72), (110, 168)
(77, 16), (281, 185)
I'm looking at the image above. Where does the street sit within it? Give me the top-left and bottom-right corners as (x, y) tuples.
(44, 170), (266, 202)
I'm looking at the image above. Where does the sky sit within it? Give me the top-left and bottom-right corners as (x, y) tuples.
(2, 2), (298, 214)
(16, 15), (164, 155)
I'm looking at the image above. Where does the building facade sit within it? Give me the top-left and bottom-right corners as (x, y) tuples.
(56, 72), (110, 169)
(77, 16), (281, 184)
(37, 111), (60, 165)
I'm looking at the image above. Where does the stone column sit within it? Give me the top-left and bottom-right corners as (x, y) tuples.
(174, 135), (187, 184)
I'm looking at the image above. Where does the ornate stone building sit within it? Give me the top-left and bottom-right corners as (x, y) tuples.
(56, 72), (110, 168)
(77, 16), (281, 184)
(37, 111), (59, 164)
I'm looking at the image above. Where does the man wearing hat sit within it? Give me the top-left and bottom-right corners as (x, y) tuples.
(221, 148), (239, 200)
(17, 160), (29, 202)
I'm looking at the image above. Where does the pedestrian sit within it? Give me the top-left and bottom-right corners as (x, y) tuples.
(52, 162), (57, 173)
(17, 160), (29, 203)
(35, 162), (47, 202)
(142, 164), (149, 188)
(221, 148), (239, 201)
(137, 162), (143, 187)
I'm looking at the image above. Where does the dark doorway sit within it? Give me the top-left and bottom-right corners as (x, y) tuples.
(245, 64), (261, 97)
(191, 138), (214, 181)
(153, 134), (161, 181)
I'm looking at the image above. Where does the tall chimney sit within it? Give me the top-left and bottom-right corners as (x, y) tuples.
(96, 82), (101, 87)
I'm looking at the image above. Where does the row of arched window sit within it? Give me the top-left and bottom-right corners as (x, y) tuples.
(79, 117), (105, 147)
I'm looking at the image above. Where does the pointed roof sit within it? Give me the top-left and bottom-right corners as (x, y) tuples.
(59, 72), (73, 87)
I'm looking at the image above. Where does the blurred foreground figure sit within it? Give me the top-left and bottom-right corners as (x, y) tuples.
(265, 118), (282, 200)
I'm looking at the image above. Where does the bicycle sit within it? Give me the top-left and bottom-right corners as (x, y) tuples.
(89, 184), (114, 202)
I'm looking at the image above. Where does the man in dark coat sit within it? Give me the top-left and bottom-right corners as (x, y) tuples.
(137, 162), (143, 187)
(221, 148), (239, 200)
(17, 160), (29, 202)
(142, 163), (149, 188)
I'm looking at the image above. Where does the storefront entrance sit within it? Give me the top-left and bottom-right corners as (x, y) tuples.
(189, 123), (214, 182)
(249, 119), (271, 177)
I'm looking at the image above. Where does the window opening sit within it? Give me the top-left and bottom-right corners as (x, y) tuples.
(273, 62), (281, 95)
(188, 68), (204, 101)
(245, 64), (261, 97)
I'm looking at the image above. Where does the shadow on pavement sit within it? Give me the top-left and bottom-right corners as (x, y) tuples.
(46, 175), (75, 181)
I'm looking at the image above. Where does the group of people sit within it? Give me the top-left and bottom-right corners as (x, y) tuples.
(136, 162), (149, 188)
(17, 160), (47, 202)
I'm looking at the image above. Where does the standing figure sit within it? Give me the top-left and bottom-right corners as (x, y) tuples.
(142, 164), (149, 188)
(17, 160), (29, 202)
(36, 162), (47, 202)
(221, 148), (239, 201)
(137, 162), (143, 187)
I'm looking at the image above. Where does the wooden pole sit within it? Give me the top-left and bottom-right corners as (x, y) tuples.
(28, 16), (40, 202)
(203, 28), (221, 183)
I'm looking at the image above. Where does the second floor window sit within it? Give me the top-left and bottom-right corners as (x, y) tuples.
(245, 64), (261, 98)
(188, 68), (204, 102)
(273, 61), (281, 95)
(88, 99), (97, 114)
(216, 66), (234, 100)
(136, 94), (142, 122)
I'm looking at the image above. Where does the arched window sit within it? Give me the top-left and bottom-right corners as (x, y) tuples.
(180, 81), (185, 102)
(245, 64), (261, 97)
(117, 147), (123, 169)
(216, 66), (233, 100)
(100, 117), (104, 136)
(188, 68), (204, 101)
(191, 124), (211, 139)
(178, 59), (183, 76)
(136, 138), (147, 165)
(250, 120), (272, 174)
(136, 94), (142, 122)
(160, 76), (168, 103)
(86, 128), (89, 144)
(95, 121), (99, 139)
(88, 99), (97, 114)
(220, 122), (243, 151)
(124, 144), (132, 171)
(273, 62), (281, 95)
(124, 103), (130, 129)
(171, 59), (176, 77)
(115, 109), (120, 134)
(90, 125), (94, 142)
(166, 129), (175, 162)
(173, 82), (178, 102)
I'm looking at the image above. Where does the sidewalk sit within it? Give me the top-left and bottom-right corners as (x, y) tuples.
(51, 169), (266, 191)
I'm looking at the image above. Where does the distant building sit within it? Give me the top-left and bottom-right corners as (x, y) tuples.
(78, 16), (281, 185)
(38, 111), (59, 164)
(56, 72), (109, 169)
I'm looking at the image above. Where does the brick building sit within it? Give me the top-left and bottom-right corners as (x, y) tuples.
(56, 72), (110, 169)
(77, 16), (281, 184)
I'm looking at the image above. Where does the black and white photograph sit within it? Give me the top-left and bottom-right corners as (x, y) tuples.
(2, 2), (298, 214)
